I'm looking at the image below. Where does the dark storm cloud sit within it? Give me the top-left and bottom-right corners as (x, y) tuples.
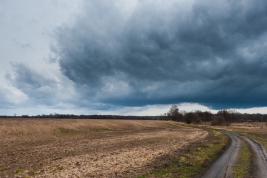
(51, 0), (267, 109)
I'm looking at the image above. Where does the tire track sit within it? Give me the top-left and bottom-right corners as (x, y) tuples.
(241, 135), (267, 178)
(200, 131), (241, 178)
(200, 131), (267, 178)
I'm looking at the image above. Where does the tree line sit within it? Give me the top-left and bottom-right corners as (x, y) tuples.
(0, 114), (159, 120)
(1, 105), (266, 125)
(161, 105), (267, 126)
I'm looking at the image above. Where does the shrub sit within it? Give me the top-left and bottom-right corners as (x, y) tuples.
(184, 112), (197, 124)
(210, 116), (230, 126)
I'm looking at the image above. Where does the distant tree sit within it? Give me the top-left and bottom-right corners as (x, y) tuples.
(168, 105), (179, 116)
(167, 105), (175, 120)
(195, 110), (203, 119)
(167, 105), (183, 121)
(203, 111), (212, 124)
(217, 110), (231, 126)
(210, 115), (227, 126)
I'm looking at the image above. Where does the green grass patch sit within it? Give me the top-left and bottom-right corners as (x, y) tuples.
(0, 167), (7, 171)
(139, 130), (229, 178)
(56, 165), (64, 171)
(13, 168), (23, 174)
(233, 138), (253, 178)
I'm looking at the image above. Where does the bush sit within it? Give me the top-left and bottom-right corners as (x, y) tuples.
(184, 112), (197, 124)
(210, 116), (230, 126)
(193, 118), (202, 124)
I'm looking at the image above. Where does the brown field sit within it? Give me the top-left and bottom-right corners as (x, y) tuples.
(0, 119), (207, 178)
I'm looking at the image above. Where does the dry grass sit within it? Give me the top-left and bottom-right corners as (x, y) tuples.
(207, 122), (267, 148)
(0, 119), (207, 178)
(139, 130), (228, 178)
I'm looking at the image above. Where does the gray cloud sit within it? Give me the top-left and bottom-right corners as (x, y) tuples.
(14, 40), (33, 49)
(46, 0), (267, 109)
(6, 63), (82, 109)
(6, 63), (57, 105)
(0, 88), (12, 108)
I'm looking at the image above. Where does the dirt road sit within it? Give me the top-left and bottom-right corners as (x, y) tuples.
(200, 131), (241, 178)
(201, 131), (267, 178)
(241, 135), (267, 177)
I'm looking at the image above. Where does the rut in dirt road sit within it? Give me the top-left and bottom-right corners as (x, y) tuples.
(201, 131), (267, 178)
(241, 136), (267, 178)
(200, 131), (241, 178)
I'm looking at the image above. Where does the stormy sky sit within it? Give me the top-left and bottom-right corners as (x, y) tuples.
(1, 0), (267, 115)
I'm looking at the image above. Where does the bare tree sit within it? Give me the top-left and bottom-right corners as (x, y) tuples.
(167, 105), (183, 121)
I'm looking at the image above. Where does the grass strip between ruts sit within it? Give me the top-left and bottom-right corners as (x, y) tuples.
(138, 129), (229, 178)
(233, 138), (253, 178)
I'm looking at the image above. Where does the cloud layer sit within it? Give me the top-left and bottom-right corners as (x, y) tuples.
(8, 0), (267, 110)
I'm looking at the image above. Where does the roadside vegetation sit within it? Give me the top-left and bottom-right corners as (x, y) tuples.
(231, 129), (267, 153)
(163, 105), (267, 178)
(163, 105), (267, 128)
(209, 122), (267, 150)
(233, 124), (267, 149)
(164, 104), (267, 149)
(233, 138), (253, 178)
(138, 130), (229, 178)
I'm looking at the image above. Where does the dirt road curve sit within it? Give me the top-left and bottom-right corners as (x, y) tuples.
(200, 132), (241, 178)
(201, 131), (267, 178)
(241, 136), (267, 177)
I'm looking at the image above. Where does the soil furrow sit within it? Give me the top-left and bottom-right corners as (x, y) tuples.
(0, 119), (208, 178)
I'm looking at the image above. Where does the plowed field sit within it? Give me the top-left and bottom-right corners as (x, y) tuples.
(0, 119), (207, 178)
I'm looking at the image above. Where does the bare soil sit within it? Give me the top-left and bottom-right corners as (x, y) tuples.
(0, 119), (207, 178)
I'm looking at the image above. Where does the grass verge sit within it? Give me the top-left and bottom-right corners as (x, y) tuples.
(138, 130), (229, 178)
(233, 138), (253, 178)
(239, 132), (267, 149)
(218, 127), (267, 150)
